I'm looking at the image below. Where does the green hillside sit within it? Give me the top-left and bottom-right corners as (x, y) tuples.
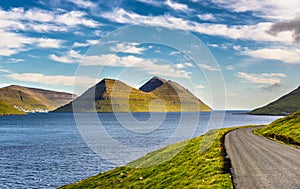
(255, 109), (300, 146)
(0, 100), (26, 115)
(250, 86), (300, 115)
(142, 77), (211, 112)
(59, 128), (234, 189)
(55, 79), (167, 112)
(55, 77), (211, 113)
(0, 85), (75, 113)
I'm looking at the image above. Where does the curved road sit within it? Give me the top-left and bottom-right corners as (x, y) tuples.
(225, 128), (300, 189)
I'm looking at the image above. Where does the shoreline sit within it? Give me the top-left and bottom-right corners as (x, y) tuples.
(59, 126), (258, 188)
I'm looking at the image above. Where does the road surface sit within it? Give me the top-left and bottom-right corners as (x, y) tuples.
(225, 128), (300, 189)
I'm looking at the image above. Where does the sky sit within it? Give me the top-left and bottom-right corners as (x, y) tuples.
(0, 0), (299, 110)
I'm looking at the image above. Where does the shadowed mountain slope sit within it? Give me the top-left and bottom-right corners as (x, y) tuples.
(139, 77), (211, 112)
(250, 85), (300, 115)
(55, 77), (211, 112)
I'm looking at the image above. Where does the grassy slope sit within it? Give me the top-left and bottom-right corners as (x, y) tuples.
(55, 79), (167, 112)
(0, 87), (48, 111)
(250, 86), (300, 115)
(151, 81), (211, 112)
(0, 100), (26, 115)
(255, 109), (300, 146)
(60, 128), (235, 189)
(0, 85), (74, 112)
(55, 79), (211, 113)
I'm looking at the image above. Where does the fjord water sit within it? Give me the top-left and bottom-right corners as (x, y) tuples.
(0, 112), (281, 188)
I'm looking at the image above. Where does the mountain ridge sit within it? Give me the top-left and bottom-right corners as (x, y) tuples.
(54, 77), (211, 112)
(250, 85), (300, 115)
(0, 85), (76, 113)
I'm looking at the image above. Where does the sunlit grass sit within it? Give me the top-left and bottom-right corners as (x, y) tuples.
(255, 109), (300, 147)
(0, 100), (25, 115)
(59, 128), (236, 189)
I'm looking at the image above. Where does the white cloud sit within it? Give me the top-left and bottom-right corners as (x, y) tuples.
(199, 63), (220, 71)
(7, 73), (97, 87)
(0, 66), (10, 73)
(184, 62), (194, 67)
(56, 11), (99, 28)
(109, 42), (147, 54)
(136, 0), (161, 6)
(165, 0), (191, 12)
(0, 8), (100, 33)
(101, 8), (294, 44)
(207, 43), (219, 48)
(212, 0), (300, 21)
(49, 50), (83, 63)
(197, 14), (217, 21)
(243, 48), (300, 64)
(36, 38), (64, 49)
(73, 40), (99, 47)
(137, 0), (191, 12)
(50, 51), (191, 78)
(226, 65), (234, 71)
(236, 72), (286, 85)
(8, 58), (24, 63)
(169, 51), (181, 55)
(80, 54), (191, 78)
(0, 30), (63, 56)
(232, 45), (241, 51)
(175, 62), (194, 69)
(175, 63), (184, 69)
(196, 84), (205, 89)
(66, 0), (96, 8)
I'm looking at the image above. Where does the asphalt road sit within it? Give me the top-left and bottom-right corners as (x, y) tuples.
(225, 128), (300, 189)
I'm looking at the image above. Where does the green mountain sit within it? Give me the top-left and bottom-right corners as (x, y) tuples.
(0, 85), (75, 113)
(0, 100), (25, 115)
(250, 85), (300, 115)
(54, 77), (211, 112)
(255, 109), (300, 146)
(140, 77), (211, 112)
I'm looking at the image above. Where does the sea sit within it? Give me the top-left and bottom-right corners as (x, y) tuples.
(0, 111), (281, 188)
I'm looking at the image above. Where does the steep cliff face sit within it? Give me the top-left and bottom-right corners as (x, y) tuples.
(55, 77), (211, 112)
(250, 85), (300, 115)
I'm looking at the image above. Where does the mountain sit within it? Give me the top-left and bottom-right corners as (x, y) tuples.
(139, 77), (211, 112)
(0, 85), (76, 113)
(250, 85), (300, 115)
(0, 100), (25, 115)
(255, 109), (300, 146)
(139, 76), (167, 92)
(54, 77), (211, 112)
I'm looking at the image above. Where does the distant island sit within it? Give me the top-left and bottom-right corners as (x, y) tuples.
(250, 85), (300, 115)
(0, 85), (75, 115)
(54, 76), (211, 112)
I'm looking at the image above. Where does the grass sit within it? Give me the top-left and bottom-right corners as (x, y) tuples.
(0, 100), (26, 115)
(59, 127), (238, 189)
(55, 78), (211, 113)
(255, 109), (300, 147)
(0, 85), (74, 112)
(250, 86), (300, 115)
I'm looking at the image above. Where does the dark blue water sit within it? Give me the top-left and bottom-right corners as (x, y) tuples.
(0, 111), (281, 188)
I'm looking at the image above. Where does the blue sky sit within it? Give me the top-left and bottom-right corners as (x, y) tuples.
(0, 0), (299, 109)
